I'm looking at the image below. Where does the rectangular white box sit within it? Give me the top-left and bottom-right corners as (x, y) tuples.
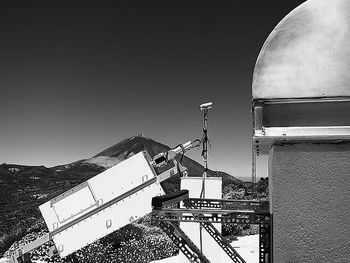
(39, 152), (165, 257)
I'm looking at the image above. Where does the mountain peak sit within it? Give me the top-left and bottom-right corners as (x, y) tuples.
(93, 135), (170, 159)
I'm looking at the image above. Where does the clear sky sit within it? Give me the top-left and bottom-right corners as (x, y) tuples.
(0, 0), (306, 177)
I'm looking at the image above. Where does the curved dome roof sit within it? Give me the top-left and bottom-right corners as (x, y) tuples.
(252, 0), (350, 99)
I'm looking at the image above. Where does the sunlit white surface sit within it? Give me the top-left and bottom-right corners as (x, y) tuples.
(39, 152), (165, 258)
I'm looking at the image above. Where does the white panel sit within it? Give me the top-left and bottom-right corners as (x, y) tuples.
(180, 177), (222, 199)
(88, 152), (154, 203)
(39, 152), (165, 257)
(53, 186), (96, 223)
(40, 152), (155, 231)
(179, 177), (222, 263)
(52, 182), (164, 257)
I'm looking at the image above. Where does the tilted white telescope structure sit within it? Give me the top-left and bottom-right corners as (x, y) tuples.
(8, 140), (200, 262)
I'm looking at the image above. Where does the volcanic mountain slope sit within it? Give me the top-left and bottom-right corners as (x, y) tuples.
(91, 135), (241, 184)
(86, 135), (242, 192)
(0, 135), (241, 255)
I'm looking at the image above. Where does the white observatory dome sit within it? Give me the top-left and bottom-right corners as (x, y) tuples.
(252, 0), (350, 99)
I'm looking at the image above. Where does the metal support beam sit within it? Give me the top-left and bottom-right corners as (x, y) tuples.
(187, 198), (266, 212)
(152, 190), (189, 209)
(9, 234), (52, 263)
(154, 219), (211, 263)
(152, 194), (272, 262)
(259, 214), (272, 263)
(200, 222), (245, 263)
(184, 199), (246, 263)
(154, 208), (265, 225)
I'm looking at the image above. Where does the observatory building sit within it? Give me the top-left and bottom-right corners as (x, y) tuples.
(252, 0), (350, 262)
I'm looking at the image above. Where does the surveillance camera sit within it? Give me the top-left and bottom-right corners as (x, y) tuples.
(200, 102), (213, 110)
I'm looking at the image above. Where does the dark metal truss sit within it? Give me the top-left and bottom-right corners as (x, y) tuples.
(183, 199), (246, 263)
(152, 195), (272, 263)
(153, 208), (267, 225)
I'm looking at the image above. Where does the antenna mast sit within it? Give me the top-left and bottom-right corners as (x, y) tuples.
(199, 102), (213, 199)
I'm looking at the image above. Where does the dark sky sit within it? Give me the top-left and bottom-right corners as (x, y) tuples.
(0, 0), (306, 177)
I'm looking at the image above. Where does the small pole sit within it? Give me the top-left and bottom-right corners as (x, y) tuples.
(202, 109), (208, 198)
(199, 102), (212, 255)
(199, 102), (213, 199)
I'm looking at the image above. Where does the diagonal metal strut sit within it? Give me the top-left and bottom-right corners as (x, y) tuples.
(154, 219), (211, 263)
(184, 200), (246, 263)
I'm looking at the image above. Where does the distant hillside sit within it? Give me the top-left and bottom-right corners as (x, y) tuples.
(93, 135), (169, 159)
(90, 135), (241, 191)
(0, 135), (241, 256)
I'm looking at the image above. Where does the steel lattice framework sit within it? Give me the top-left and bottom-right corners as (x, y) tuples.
(152, 191), (272, 263)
